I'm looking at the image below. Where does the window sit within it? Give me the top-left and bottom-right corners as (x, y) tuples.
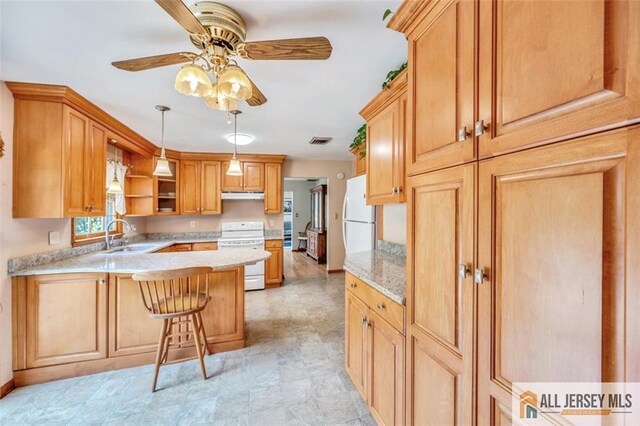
(72, 194), (122, 245)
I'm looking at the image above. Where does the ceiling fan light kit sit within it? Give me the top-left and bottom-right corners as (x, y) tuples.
(204, 84), (238, 111)
(112, 0), (333, 111)
(174, 63), (213, 97)
(217, 64), (252, 101)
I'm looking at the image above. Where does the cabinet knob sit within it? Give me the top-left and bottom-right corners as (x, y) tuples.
(397, 186), (402, 194)
(474, 268), (488, 284)
(99, 278), (106, 285)
(457, 126), (471, 142)
(458, 263), (471, 280)
(391, 187), (396, 195)
(474, 120), (489, 137)
(350, 282), (357, 289)
(376, 303), (385, 311)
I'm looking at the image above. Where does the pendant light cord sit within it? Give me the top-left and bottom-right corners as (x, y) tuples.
(233, 111), (238, 157)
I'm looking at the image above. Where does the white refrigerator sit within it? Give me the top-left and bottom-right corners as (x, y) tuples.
(342, 175), (376, 254)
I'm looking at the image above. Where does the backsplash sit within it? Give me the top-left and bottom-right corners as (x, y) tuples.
(377, 240), (406, 257)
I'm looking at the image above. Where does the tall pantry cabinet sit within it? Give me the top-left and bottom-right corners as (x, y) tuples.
(388, 0), (640, 424)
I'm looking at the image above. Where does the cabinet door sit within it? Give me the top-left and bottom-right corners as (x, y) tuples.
(407, 0), (475, 175)
(394, 92), (407, 202)
(477, 127), (640, 423)
(345, 291), (368, 396)
(264, 163), (282, 213)
(265, 245), (283, 285)
(367, 311), (404, 426)
(406, 163), (475, 425)
(63, 106), (91, 216)
(87, 122), (107, 216)
(201, 161), (222, 214)
(192, 242), (217, 251)
(478, 0), (640, 158)
(201, 268), (245, 344)
(221, 161), (243, 191)
(180, 160), (201, 215)
(367, 101), (399, 204)
(108, 274), (161, 357)
(26, 273), (108, 368)
(243, 162), (265, 191)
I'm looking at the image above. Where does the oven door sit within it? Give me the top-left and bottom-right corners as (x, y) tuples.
(218, 241), (265, 276)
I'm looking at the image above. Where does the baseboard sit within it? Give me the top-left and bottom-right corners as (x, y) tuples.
(0, 378), (15, 399)
(328, 269), (344, 274)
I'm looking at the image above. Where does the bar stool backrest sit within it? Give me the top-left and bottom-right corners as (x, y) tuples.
(132, 266), (213, 316)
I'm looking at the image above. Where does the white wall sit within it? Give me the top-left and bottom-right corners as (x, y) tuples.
(146, 200), (283, 233)
(283, 159), (352, 271)
(0, 82), (144, 386)
(382, 203), (407, 245)
(284, 179), (319, 248)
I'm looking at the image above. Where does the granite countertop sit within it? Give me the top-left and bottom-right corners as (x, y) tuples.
(11, 244), (271, 276)
(343, 250), (406, 305)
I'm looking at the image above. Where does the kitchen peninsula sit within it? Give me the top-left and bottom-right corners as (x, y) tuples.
(10, 243), (270, 386)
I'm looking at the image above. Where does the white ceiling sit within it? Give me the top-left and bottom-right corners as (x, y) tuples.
(0, 0), (406, 160)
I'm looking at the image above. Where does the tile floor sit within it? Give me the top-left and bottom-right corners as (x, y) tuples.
(0, 273), (375, 426)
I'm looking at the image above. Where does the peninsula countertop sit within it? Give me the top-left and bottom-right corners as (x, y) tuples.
(343, 250), (406, 305)
(10, 244), (271, 277)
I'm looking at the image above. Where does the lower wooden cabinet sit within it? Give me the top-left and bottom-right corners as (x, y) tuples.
(13, 274), (108, 369)
(12, 267), (246, 385)
(265, 239), (283, 287)
(345, 273), (405, 426)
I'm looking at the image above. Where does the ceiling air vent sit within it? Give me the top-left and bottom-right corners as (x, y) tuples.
(309, 137), (333, 145)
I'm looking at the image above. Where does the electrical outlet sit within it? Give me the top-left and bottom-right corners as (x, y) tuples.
(334, 213), (339, 220)
(48, 231), (60, 245)
(189, 221), (196, 229)
(269, 219), (275, 227)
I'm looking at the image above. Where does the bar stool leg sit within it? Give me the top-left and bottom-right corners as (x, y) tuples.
(191, 314), (207, 380)
(152, 318), (169, 392)
(197, 311), (209, 356)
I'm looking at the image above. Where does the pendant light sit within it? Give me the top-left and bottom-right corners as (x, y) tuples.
(226, 110), (243, 176)
(106, 140), (123, 194)
(153, 105), (173, 177)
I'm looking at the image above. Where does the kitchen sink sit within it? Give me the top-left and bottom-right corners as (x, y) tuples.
(107, 243), (162, 254)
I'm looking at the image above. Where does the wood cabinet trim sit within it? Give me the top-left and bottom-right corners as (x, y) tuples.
(359, 70), (408, 121)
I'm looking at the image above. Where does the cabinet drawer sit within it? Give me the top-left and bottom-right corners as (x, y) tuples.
(192, 242), (217, 251)
(265, 239), (283, 248)
(345, 272), (404, 334)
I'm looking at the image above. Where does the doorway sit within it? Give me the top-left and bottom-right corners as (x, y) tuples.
(283, 177), (328, 277)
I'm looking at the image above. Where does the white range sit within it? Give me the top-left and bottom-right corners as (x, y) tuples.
(218, 221), (266, 291)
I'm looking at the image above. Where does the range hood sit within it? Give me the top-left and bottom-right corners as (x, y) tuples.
(221, 191), (265, 200)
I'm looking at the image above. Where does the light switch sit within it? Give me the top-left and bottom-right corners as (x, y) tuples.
(48, 231), (60, 245)
(334, 213), (339, 220)
(269, 219), (275, 226)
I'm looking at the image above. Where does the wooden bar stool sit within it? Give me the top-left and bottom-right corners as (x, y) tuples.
(132, 266), (213, 392)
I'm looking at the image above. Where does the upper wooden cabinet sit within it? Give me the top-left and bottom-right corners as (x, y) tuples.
(154, 156), (180, 215)
(390, 0), (640, 171)
(360, 70), (408, 204)
(477, 0), (640, 158)
(180, 160), (222, 215)
(264, 163), (282, 214)
(221, 161), (264, 191)
(8, 83), (157, 218)
(351, 146), (366, 177)
(12, 103), (107, 218)
(400, 0), (475, 176)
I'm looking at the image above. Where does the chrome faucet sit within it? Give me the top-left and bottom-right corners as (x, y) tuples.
(105, 219), (136, 250)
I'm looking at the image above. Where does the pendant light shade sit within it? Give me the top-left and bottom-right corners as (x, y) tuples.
(218, 65), (253, 101)
(226, 157), (243, 176)
(175, 64), (213, 98)
(226, 110), (244, 177)
(204, 84), (238, 111)
(153, 106), (174, 177)
(107, 141), (123, 194)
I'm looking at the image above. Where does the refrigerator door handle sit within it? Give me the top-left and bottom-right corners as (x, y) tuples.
(342, 193), (348, 221)
(342, 220), (348, 251)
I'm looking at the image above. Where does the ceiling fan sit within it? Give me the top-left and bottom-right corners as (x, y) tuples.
(112, 0), (333, 109)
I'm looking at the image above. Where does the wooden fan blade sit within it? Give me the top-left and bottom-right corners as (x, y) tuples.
(241, 37), (332, 60)
(246, 76), (267, 106)
(155, 0), (209, 37)
(112, 52), (196, 71)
